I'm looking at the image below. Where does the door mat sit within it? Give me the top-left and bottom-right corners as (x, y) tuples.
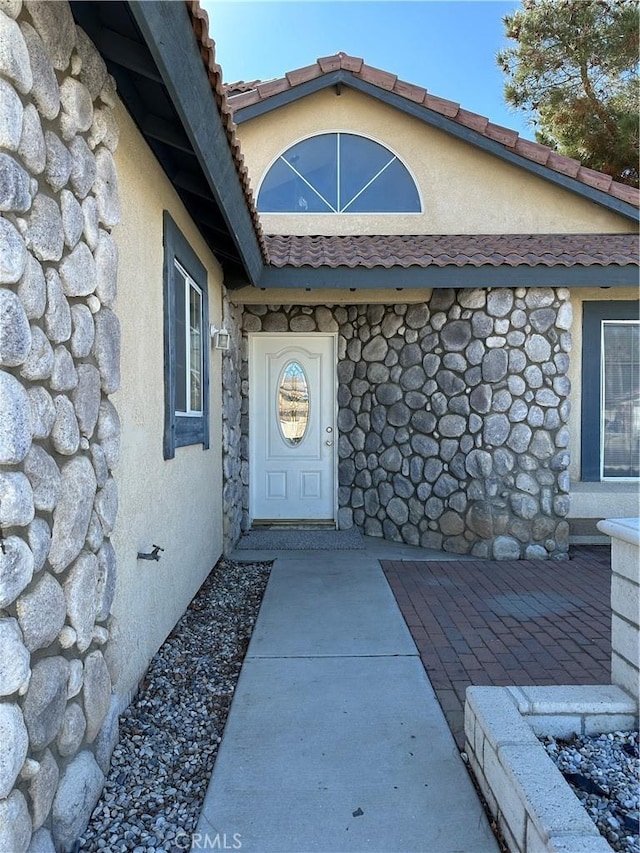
(236, 527), (364, 551)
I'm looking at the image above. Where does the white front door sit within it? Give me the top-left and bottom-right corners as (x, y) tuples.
(250, 334), (336, 522)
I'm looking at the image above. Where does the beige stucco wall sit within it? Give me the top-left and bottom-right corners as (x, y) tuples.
(567, 287), (640, 522)
(107, 102), (224, 699)
(237, 88), (633, 236)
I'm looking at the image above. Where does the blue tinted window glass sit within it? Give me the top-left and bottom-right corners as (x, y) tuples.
(339, 134), (394, 210)
(282, 134), (337, 209)
(345, 158), (421, 212)
(257, 133), (421, 213)
(258, 157), (332, 212)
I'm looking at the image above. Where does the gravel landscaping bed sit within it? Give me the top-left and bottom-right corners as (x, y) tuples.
(540, 731), (639, 853)
(78, 556), (272, 852)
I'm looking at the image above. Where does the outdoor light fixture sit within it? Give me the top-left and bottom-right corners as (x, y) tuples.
(210, 325), (231, 350)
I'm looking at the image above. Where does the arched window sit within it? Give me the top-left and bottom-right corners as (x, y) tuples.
(257, 133), (421, 213)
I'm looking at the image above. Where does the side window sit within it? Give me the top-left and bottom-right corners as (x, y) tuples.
(581, 301), (639, 481)
(163, 212), (209, 459)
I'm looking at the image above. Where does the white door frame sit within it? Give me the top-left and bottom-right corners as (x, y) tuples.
(248, 332), (338, 525)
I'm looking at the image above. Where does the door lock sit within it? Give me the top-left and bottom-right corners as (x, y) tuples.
(326, 426), (333, 433)
(325, 440), (333, 446)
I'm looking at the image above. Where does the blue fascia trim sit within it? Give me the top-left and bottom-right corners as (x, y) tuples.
(257, 263), (639, 290)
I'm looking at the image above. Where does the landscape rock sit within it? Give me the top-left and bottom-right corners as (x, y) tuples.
(26, 515), (50, 572)
(0, 617), (30, 696)
(0, 215), (27, 282)
(44, 267), (71, 342)
(48, 454), (97, 573)
(57, 702), (86, 756)
(70, 301), (94, 356)
(59, 239), (96, 296)
(93, 147), (120, 226)
(83, 650), (111, 743)
(0, 287), (30, 366)
(18, 101), (45, 174)
(22, 655), (69, 750)
(73, 362), (101, 437)
(92, 307), (120, 393)
(64, 551), (98, 652)
(0, 76), (23, 151)
(24, 443), (60, 512)
(20, 324), (53, 380)
(51, 344), (78, 391)
(0, 8), (32, 92)
(94, 229), (118, 306)
(59, 76), (93, 140)
(51, 393), (80, 455)
(0, 470), (34, 526)
(0, 368), (31, 463)
(19, 19), (59, 119)
(61, 187), (83, 248)
(95, 539), (116, 621)
(17, 253), (46, 318)
(23, 193), (64, 261)
(0, 703), (28, 797)
(28, 748), (58, 831)
(0, 151), (31, 211)
(0, 789), (31, 853)
(27, 384), (55, 438)
(68, 134), (96, 198)
(74, 26), (107, 99)
(28, 828), (56, 853)
(16, 570), (65, 651)
(24, 0), (76, 71)
(52, 751), (104, 849)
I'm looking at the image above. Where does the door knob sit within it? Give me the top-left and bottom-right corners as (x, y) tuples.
(326, 426), (333, 433)
(325, 440), (333, 446)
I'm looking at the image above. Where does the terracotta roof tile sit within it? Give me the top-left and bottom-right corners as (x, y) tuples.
(485, 122), (518, 148)
(256, 78), (290, 99)
(264, 234), (639, 270)
(356, 64), (397, 91)
(546, 151), (581, 178)
(514, 138), (551, 166)
(454, 108), (489, 135)
(184, 1), (267, 261)
(225, 52), (639, 209)
(394, 79), (428, 104)
(422, 92), (460, 117)
(286, 63), (324, 87)
(339, 53), (364, 73)
(318, 54), (343, 73)
(577, 167), (613, 192)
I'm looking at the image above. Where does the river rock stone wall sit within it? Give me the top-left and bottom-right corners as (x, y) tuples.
(0, 3), (120, 850)
(237, 289), (572, 559)
(221, 291), (245, 551)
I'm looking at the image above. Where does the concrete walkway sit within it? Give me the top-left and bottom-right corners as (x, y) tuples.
(196, 538), (499, 853)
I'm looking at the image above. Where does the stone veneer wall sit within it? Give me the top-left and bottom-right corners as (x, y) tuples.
(0, 3), (121, 850)
(237, 288), (572, 559)
(221, 291), (245, 551)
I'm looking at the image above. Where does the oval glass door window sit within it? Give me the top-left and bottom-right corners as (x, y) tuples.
(278, 361), (310, 445)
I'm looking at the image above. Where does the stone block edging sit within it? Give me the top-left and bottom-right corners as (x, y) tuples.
(464, 685), (638, 853)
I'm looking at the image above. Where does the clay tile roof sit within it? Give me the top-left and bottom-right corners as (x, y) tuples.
(226, 52), (640, 210)
(264, 234), (640, 269)
(184, 1), (267, 260)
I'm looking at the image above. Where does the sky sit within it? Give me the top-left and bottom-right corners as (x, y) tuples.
(201, 0), (534, 140)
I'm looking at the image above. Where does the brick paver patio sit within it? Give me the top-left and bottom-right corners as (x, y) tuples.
(382, 545), (611, 749)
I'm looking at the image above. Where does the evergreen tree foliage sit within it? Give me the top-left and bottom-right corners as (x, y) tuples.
(498, 0), (639, 186)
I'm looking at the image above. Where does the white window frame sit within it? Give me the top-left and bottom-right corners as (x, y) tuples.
(257, 130), (423, 215)
(599, 318), (640, 482)
(174, 259), (204, 418)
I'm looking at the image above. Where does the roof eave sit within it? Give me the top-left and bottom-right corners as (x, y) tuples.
(257, 262), (639, 290)
(232, 70), (639, 225)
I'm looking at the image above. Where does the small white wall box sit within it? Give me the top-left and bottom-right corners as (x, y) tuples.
(210, 326), (231, 350)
